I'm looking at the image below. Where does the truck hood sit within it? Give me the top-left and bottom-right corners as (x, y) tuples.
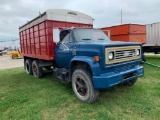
(76, 40), (142, 70)
(76, 40), (141, 57)
(78, 40), (141, 47)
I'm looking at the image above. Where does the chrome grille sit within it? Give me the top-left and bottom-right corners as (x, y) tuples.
(105, 46), (141, 64)
(115, 49), (136, 59)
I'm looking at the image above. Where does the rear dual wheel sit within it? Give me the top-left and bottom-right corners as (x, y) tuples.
(25, 59), (33, 75)
(32, 60), (43, 78)
(25, 59), (43, 78)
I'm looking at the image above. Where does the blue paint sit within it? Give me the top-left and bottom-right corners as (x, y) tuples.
(92, 66), (144, 89)
(55, 28), (144, 89)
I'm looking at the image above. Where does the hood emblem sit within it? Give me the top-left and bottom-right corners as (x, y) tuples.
(124, 51), (130, 57)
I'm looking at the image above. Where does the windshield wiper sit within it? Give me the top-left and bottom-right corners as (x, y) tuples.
(82, 38), (92, 40)
(98, 38), (105, 40)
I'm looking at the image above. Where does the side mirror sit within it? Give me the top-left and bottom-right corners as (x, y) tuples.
(53, 28), (60, 43)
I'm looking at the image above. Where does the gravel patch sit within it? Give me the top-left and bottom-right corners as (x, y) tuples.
(0, 55), (24, 70)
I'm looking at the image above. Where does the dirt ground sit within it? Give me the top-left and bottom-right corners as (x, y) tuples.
(0, 55), (24, 70)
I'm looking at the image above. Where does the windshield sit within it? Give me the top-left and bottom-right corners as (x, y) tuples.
(73, 28), (110, 42)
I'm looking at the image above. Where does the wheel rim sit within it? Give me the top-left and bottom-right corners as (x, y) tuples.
(75, 77), (88, 97)
(32, 64), (37, 76)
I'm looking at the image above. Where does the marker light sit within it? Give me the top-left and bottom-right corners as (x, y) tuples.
(94, 56), (100, 62)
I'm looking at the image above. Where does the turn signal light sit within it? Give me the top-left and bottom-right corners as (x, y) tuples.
(94, 56), (100, 62)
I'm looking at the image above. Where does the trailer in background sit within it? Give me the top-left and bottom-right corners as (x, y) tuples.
(143, 22), (160, 54)
(101, 24), (146, 44)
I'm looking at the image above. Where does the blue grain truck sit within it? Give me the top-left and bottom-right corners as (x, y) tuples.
(20, 9), (144, 103)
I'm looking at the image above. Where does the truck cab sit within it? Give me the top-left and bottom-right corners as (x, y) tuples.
(53, 28), (144, 103)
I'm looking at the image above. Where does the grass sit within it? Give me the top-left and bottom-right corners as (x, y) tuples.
(0, 55), (160, 120)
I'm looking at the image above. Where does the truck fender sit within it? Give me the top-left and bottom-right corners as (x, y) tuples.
(70, 56), (102, 76)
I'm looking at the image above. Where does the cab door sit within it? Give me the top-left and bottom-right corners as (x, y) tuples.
(55, 30), (74, 68)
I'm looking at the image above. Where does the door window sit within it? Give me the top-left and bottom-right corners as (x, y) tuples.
(60, 30), (70, 44)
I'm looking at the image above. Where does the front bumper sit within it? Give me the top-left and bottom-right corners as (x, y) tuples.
(92, 66), (144, 89)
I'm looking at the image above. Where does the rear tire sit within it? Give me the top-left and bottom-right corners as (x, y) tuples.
(72, 68), (99, 103)
(32, 60), (43, 78)
(25, 59), (33, 75)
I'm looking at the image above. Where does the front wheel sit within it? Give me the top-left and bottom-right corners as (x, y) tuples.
(123, 78), (137, 86)
(142, 54), (146, 62)
(72, 69), (99, 103)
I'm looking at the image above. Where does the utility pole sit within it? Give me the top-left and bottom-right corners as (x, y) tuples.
(121, 10), (122, 25)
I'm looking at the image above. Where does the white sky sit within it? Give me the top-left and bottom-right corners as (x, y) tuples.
(0, 0), (160, 47)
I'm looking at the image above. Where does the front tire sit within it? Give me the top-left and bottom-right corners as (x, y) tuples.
(32, 60), (43, 78)
(123, 78), (137, 86)
(72, 69), (99, 103)
(142, 54), (146, 62)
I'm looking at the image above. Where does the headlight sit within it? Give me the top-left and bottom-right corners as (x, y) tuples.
(136, 49), (140, 56)
(108, 52), (114, 60)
